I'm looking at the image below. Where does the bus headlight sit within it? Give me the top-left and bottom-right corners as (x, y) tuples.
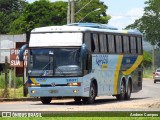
(67, 82), (81, 86)
(31, 90), (36, 94)
(73, 90), (78, 93)
(29, 83), (40, 87)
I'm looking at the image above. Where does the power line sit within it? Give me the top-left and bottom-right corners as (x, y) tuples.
(74, 0), (93, 15)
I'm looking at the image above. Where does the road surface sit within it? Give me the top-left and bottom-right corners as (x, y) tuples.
(0, 79), (160, 111)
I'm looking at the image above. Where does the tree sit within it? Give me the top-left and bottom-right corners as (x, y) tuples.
(75, 0), (110, 23)
(126, 0), (160, 46)
(0, 0), (28, 34)
(10, 0), (68, 41)
(10, 0), (110, 42)
(143, 50), (152, 68)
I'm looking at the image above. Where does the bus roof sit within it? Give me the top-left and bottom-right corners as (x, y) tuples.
(66, 23), (118, 30)
(31, 23), (142, 36)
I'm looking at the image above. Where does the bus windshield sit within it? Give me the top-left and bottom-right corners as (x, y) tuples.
(28, 48), (82, 76)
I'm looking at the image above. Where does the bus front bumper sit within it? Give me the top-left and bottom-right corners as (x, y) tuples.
(28, 86), (88, 97)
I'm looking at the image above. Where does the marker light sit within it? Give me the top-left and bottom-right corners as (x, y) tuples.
(28, 83), (40, 87)
(67, 82), (81, 86)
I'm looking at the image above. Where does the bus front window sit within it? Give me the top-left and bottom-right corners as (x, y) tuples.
(28, 48), (82, 76)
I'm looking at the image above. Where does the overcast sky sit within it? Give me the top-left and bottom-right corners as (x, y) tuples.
(26, 0), (147, 29)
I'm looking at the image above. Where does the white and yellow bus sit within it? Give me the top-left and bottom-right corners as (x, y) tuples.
(20, 23), (143, 104)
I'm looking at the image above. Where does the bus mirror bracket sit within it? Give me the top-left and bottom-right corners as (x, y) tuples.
(19, 44), (28, 61)
(81, 43), (87, 60)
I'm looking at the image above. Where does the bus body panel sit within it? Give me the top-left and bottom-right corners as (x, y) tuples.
(28, 77), (90, 97)
(25, 24), (143, 102)
(28, 54), (142, 97)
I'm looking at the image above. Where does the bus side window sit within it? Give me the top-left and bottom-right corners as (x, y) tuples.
(130, 36), (137, 54)
(108, 35), (115, 53)
(92, 33), (99, 53)
(137, 37), (142, 54)
(104, 34), (108, 52)
(100, 34), (107, 53)
(123, 36), (130, 54)
(84, 33), (91, 51)
(115, 35), (122, 53)
(84, 33), (92, 73)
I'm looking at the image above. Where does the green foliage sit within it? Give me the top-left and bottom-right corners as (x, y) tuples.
(10, 0), (68, 42)
(0, 74), (5, 88)
(0, 0), (28, 34)
(10, 0), (110, 41)
(0, 73), (23, 89)
(143, 51), (152, 67)
(143, 68), (153, 78)
(75, 0), (110, 23)
(126, 0), (160, 46)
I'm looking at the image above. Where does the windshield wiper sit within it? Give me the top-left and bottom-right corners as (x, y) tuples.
(55, 66), (66, 76)
(41, 60), (53, 76)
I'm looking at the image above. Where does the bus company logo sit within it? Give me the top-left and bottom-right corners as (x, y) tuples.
(126, 59), (131, 64)
(36, 78), (47, 82)
(66, 78), (78, 82)
(51, 82), (56, 87)
(96, 55), (108, 66)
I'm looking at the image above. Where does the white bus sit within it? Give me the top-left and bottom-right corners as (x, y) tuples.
(20, 23), (143, 104)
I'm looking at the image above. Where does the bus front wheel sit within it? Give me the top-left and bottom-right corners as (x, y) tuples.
(116, 81), (125, 100)
(82, 83), (96, 104)
(40, 97), (52, 104)
(74, 97), (81, 102)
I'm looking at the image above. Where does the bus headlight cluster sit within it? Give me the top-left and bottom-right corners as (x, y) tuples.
(28, 83), (40, 87)
(67, 82), (81, 86)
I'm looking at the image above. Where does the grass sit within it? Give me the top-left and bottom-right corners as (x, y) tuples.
(143, 68), (153, 79)
(0, 86), (27, 98)
(0, 111), (160, 119)
(0, 114), (160, 120)
(0, 71), (25, 98)
(0, 118), (160, 120)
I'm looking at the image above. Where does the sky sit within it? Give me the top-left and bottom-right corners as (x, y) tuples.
(26, 0), (148, 29)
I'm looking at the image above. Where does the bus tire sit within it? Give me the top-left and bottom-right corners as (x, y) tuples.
(116, 80), (125, 100)
(40, 97), (52, 104)
(125, 81), (131, 100)
(82, 83), (96, 104)
(74, 97), (81, 102)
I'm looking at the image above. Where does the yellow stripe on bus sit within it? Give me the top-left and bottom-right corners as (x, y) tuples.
(122, 55), (143, 75)
(30, 78), (36, 83)
(114, 55), (123, 94)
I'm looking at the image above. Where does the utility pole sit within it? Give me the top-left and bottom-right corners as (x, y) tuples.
(67, 0), (71, 24)
(71, 0), (75, 23)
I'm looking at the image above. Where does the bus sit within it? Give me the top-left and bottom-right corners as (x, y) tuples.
(19, 23), (143, 104)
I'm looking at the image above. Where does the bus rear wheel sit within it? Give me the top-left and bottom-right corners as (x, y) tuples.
(40, 97), (52, 104)
(116, 81), (125, 100)
(125, 81), (131, 100)
(82, 83), (96, 104)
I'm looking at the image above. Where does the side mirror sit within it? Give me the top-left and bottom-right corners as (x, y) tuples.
(19, 44), (28, 61)
(81, 43), (87, 60)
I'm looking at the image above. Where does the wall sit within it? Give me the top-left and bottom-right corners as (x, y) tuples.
(0, 34), (26, 63)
